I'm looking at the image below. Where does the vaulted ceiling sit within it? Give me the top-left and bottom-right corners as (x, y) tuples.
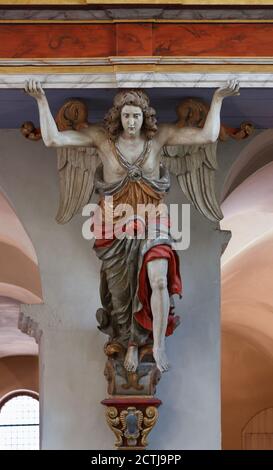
(0, 190), (41, 358)
(221, 132), (273, 449)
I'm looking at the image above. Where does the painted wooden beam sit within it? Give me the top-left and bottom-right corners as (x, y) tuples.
(0, 22), (273, 59)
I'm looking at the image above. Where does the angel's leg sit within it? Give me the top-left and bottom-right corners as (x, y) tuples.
(147, 258), (170, 372)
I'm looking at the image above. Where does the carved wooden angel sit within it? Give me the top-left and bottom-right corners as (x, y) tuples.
(57, 99), (222, 224)
(24, 79), (240, 374)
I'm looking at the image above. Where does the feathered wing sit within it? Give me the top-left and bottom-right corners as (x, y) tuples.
(162, 142), (223, 222)
(56, 146), (100, 224)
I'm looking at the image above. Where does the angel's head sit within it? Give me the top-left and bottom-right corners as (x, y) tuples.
(104, 89), (158, 141)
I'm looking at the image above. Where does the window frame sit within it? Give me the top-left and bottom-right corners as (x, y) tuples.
(0, 389), (39, 410)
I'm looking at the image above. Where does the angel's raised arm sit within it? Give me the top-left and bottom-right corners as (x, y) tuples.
(24, 79), (102, 148)
(158, 80), (240, 147)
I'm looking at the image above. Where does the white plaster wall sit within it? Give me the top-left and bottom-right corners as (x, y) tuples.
(0, 130), (232, 449)
(0, 131), (108, 449)
(151, 181), (224, 450)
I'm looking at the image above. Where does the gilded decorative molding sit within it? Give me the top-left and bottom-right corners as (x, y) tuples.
(120, 407), (143, 447)
(103, 402), (160, 449)
(6, 57), (273, 67)
(105, 407), (123, 448)
(141, 406), (159, 447)
(2, 65), (273, 75)
(0, 1), (272, 5)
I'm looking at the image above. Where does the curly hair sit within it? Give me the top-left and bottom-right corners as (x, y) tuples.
(104, 89), (158, 141)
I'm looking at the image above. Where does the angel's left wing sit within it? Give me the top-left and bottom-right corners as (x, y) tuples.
(162, 142), (223, 222)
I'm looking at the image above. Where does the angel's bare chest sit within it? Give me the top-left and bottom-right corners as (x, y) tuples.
(99, 146), (160, 183)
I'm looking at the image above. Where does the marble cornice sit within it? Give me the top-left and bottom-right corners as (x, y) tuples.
(2, 72), (273, 88)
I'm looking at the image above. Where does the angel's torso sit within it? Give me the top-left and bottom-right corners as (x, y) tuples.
(97, 135), (162, 184)
(94, 135), (170, 225)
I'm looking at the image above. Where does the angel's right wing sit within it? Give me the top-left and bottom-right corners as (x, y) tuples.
(54, 98), (101, 224)
(56, 146), (100, 224)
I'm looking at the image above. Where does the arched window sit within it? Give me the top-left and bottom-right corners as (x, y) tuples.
(0, 390), (39, 450)
(242, 407), (273, 450)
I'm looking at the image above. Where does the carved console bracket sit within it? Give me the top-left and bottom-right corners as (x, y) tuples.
(101, 341), (162, 449)
(175, 98), (254, 141)
(102, 397), (161, 450)
(103, 341), (161, 396)
(21, 99), (89, 142)
(20, 97), (254, 144)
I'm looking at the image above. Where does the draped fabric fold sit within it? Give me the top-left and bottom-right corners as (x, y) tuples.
(93, 143), (182, 347)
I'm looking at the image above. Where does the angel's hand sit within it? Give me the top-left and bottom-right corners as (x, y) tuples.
(24, 79), (45, 101)
(214, 80), (240, 101)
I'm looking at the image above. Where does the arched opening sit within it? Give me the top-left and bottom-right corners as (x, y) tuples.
(222, 129), (273, 201)
(0, 189), (42, 304)
(0, 188), (42, 359)
(0, 188), (42, 448)
(0, 389), (39, 450)
(221, 134), (273, 449)
(242, 407), (273, 450)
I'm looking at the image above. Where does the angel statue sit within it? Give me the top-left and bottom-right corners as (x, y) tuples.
(25, 79), (239, 374)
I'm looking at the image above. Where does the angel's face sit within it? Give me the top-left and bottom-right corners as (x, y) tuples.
(121, 105), (143, 137)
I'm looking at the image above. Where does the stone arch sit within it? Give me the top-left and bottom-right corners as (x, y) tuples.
(0, 189), (42, 304)
(222, 129), (273, 201)
(0, 187), (42, 358)
(221, 147), (273, 448)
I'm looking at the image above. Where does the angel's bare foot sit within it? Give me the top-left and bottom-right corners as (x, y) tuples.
(153, 346), (170, 373)
(124, 345), (138, 372)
